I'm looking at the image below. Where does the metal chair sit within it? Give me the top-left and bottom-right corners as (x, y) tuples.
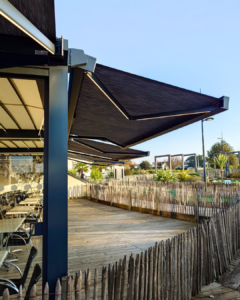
(3, 227), (34, 254)
(0, 247), (38, 295)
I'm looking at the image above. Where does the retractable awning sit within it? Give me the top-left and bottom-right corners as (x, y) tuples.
(69, 64), (229, 149)
(68, 138), (149, 161)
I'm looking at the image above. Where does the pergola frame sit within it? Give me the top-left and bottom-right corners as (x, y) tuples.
(154, 153), (197, 172)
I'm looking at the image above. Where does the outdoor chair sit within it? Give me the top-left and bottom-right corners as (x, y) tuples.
(15, 193), (24, 204)
(3, 227), (34, 254)
(24, 205), (43, 225)
(0, 196), (8, 206)
(0, 248), (39, 295)
(0, 206), (6, 220)
(9, 200), (15, 208)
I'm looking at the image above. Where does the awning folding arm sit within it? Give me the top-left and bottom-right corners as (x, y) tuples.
(71, 138), (149, 156)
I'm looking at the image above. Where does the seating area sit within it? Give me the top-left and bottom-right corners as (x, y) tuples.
(0, 187), (43, 296)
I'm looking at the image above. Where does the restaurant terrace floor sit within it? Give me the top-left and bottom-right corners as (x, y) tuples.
(0, 199), (195, 298)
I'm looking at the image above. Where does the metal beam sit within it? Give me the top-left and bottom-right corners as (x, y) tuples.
(69, 152), (125, 165)
(43, 67), (68, 294)
(0, 130), (40, 139)
(69, 135), (124, 148)
(0, 0), (55, 54)
(68, 157), (115, 166)
(0, 100), (21, 129)
(0, 141), (9, 148)
(123, 98), (229, 149)
(8, 79), (37, 130)
(68, 69), (84, 137)
(0, 148), (43, 154)
(132, 106), (217, 121)
(86, 72), (130, 120)
(71, 139), (149, 156)
(68, 150), (118, 161)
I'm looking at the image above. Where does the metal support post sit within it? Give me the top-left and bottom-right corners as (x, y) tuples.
(43, 67), (68, 295)
(194, 154), (197, 173)
(169, 155), (172, 171)
(182, 154), (184, 170)
(202, 120), (207, 191)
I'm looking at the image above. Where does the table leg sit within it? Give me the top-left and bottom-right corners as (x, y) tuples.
(0, 233), (3, 251)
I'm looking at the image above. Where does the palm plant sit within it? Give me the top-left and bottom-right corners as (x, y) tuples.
(74, 162), (89, 176)
(177, 170), (191, 182)
(214, 154), (229, 182)
(90, 164), (108, 173)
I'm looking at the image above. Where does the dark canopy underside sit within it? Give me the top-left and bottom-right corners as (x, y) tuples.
(70, 64), (228, 148)
(68, 139), (149, 161)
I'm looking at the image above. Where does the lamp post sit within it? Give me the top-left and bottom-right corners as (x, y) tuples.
(218, 132), (224, 153)
(201, 117), (214, 191)
(217, 134), (228, 173)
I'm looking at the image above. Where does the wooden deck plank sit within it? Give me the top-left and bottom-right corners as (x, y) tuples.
(0, 199), (196, 298)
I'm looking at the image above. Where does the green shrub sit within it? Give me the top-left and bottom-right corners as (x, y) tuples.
(90, 169), (103, 180)
(189, 172), (200, 177)
(186, 176), (204, 182)
(69, 169), (77, 176)
(106, 171), (114, 179)
(137, 169), (149, 175)
(177, 170), (191, 182)
(148, 169), (156, 174)
(229, 173), (240, 179)
(154, 169), (177, 183)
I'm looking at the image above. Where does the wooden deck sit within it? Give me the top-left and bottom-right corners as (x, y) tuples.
(192, 249), (240, 300)
(192, 282), (240, 299)
(0, 199), (196, 297)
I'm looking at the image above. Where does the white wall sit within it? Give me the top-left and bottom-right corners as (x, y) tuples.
(68, 174), (86, 199)
(113, 166), (124, 180)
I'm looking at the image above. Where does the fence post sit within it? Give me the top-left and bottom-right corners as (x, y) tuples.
(194, 194), (199, 223)
(129, 190), (132, 210)
(43, 283), (49, 300)
(158, 189), (161, 216)
(110, 186), (113, 206)
(2, 289), (9, 300)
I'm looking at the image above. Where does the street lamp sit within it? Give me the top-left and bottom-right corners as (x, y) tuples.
(217, 133), (225, 153)
(202, 117), (214, 191)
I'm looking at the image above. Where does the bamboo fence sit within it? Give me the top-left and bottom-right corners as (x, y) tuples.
(86, 184), (240, 218)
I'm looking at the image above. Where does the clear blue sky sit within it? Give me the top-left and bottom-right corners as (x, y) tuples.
(56, 0), (240, 164)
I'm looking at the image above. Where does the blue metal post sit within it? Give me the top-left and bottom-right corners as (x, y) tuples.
(202, 120), (207, 191)
(43, 67), (68, 295)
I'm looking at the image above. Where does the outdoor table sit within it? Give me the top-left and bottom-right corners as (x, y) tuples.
(19, 199), (40, 206)
(0, 218), (25, 250)
(25, 197), (41, 201)
(0, 250), (9, 267)
(6, 207), (34, 217)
